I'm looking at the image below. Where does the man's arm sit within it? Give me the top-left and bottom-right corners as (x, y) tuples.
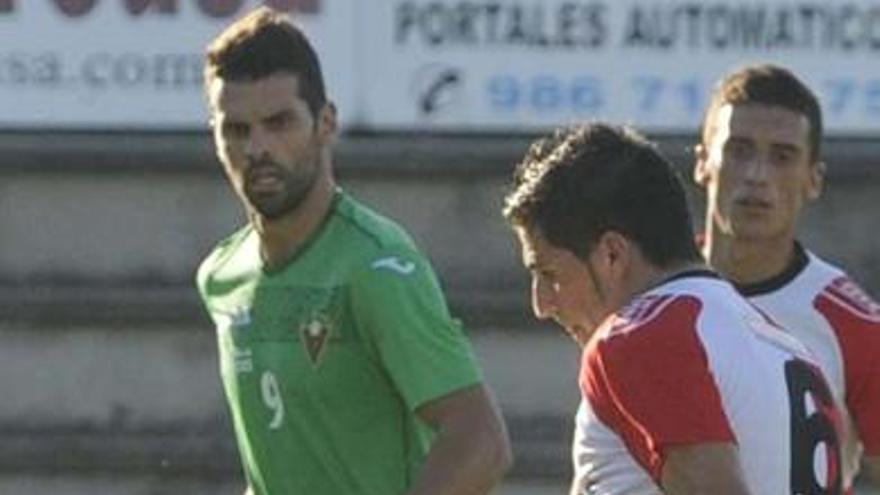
(861, 455), (880, 485)
(661, 443), (753, 495)
(405, 383), (512, 495)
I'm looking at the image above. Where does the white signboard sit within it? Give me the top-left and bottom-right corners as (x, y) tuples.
(360, 0), (880, 135)
(3, 0), (880, 135)
(0, 0), (356, 129)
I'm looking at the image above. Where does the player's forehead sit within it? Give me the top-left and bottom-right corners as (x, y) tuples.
(515, 226), (545, 267)
(707, 103), (811, 149)
(516, 226), (565, 270)
(208, 72), (307, 121)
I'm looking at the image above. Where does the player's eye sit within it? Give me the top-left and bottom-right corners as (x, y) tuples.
(771, 147), (799, 166)
(724, 140), (754, 161)
(264, 112), (294, 132)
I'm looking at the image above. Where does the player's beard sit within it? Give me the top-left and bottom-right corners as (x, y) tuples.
(243, 147), (320, 221)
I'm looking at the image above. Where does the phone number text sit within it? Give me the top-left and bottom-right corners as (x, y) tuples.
(487, 74), (880, 121)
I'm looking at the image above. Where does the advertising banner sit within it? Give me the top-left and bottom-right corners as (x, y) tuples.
(0, 0), (356, 129)
(3, 1), (880, 135)
(360, 0), (880, 135)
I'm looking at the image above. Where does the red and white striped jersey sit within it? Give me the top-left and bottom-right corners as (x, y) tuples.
(574, 271), (844, 495)
(741, 246), (880, 486)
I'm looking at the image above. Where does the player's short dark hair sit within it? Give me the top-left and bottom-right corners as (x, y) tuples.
(204, 6), (327, 117)
(504, 123), (700, 267)
(701, 64), (822, 162)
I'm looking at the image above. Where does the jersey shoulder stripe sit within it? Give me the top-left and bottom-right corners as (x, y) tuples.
(820, 276), (880, 324)
(604, 294), (676, 338)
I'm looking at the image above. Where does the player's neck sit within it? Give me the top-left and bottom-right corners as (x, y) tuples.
(617, 251), (707, 309)
(703, 227), (797, 287)
(635, 260), (707, 295)
(253, 170), (337, 271)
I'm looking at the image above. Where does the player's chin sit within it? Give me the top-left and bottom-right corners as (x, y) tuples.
(730, 221), (780, 242)
(248, 196), (293, 220)
(567, 325), (593, 348)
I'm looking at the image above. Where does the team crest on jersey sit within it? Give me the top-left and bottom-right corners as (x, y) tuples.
(299, 312), (334, 367)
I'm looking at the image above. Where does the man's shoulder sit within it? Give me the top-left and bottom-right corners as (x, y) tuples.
(587, 292), (712, 372)
(593, 275), (807, 362)
(331, 192), (440, 290)
(602, 293), (696, 340)
(196, 224), (254, 290)
(796, 250), (880, 321)
(815, 274), (880, 324)
(333, 191), (419, 254)
(600, 275), (737, 340)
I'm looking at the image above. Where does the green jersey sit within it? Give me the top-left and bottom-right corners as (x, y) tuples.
(196, 190), (483, 495)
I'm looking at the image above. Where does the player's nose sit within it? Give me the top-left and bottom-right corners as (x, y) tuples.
(742, 154), (772, 183)
(244, 125), (272, 160)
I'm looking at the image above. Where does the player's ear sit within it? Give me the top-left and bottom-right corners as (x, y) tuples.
(595, 230), (631, 274)
(806, 160), (825, 201)
(316, 101), (338, 144)
(693, 143), (710, 187)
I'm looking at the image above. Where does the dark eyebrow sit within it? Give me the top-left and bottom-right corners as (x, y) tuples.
(770, 142), (802, 154)
(262, 109), (296, 124)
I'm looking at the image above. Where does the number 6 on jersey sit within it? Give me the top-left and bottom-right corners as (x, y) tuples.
(786, 359), (842, 494)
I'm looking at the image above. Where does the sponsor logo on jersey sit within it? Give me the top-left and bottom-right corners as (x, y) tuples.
(232, 347), (253, 374)
(371, 256), (416, 275)
(300, 312), (334, 367)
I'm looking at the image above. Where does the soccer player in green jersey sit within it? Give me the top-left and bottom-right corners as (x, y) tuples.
(196, 7), (511, 495)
